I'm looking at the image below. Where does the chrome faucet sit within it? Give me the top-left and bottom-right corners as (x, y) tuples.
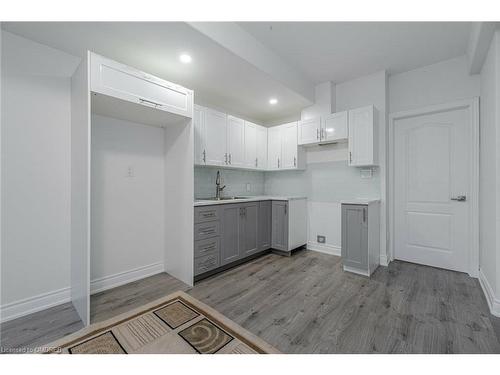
(215, 170), (226, 200)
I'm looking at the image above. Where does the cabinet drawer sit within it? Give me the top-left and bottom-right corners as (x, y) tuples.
(194, 252), (220, 276)
(194, 237), (220, 259)
(194, 221), (220, 241)
(194, 206), (220, 223)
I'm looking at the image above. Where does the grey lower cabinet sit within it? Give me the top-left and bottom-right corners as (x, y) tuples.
(271, 201), (288, 251)
(258, 201), (271, 250)
(341, 202), (380, 277)
(195, 201), (272, 279)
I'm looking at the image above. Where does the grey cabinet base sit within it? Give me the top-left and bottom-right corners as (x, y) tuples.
(271, 244), (306, 257)
(194, 249), (271, 282)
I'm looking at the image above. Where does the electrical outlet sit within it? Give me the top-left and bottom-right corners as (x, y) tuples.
(317, 235), (326, 244)
(360, 169), (373, 179)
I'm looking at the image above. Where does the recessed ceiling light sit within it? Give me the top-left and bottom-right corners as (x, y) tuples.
(179, 54), (192, 64)
(269, 98), (278, 105)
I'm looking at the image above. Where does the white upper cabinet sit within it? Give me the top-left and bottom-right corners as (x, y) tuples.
(226, 116), (246, 167)
(281, 122), (299, 169)
(245, 122), (268, 170)
(267, 126), (282, 170)
(298, 117), (321, 145)
(298, 111), (348, 146)
(194, 105), (206, 165)
(322, 111), (348, 143)
(256, 125), (268, 170)
(90, 52), (193, 118)
(244, 121), (258, 168)
(348, 105), (377, 167)
(205, 109), (227, 166)
(267, 122), (305, 171)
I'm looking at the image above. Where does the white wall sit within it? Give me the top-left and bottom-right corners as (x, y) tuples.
(90, 115), (165, 292)
(1, 32), (80, 319)
(479, 31), (500, 315)
(389, 56), (480, 113)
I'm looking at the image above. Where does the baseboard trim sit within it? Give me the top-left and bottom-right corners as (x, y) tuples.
(90, 262), (165, 295)
(307, 242), (341, 256)
(0, 286), (71, 323)
(478, 268), (500, 317)
(1, 262), (165, 323)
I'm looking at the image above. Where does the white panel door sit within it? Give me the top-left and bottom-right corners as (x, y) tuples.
(322, 111), (348, 142)
(348, 105), (375, 166)
(193, 105), (206, 165)
(205, 109), (227, 166)
(394, 107), (470, 273)
(281, 122), (298, 169)
(256, 125), (268, 170)
(227, 116), (245, 167)
(298, 117), (321, 145)
(267, 126), (282, 170)
(244, 121), (257, 168)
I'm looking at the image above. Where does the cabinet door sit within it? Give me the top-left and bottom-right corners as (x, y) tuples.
(227, 116), (246, 167)
(244, 121), (257, 168)
(348, 105), (374, 166)
(90, 53), (192, 118)
(194, 105), (206, 165)
(271, 201), (289, 251)
(258, 201), (272, 250)
(256, 125), (268, 170)
(240, 203), (259, 256)
(281, 122), (298, 169)
(341, 204), (368, 270)
(267, 126), (282, 170)
(221, 204), (241, 265)
(205, 109), (227, 166)
(322, 111), (348, 142)
(298, 117), (321, 145)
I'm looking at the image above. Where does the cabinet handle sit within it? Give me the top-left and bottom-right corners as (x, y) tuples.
(284, 204), (287, 215)
(294, 156), (296, 167)
(363, 208), (366, 223)
(228, 153), (232, 164)
(321, 128), (325, 140)
(225, 153), (228, 164)
(349, 151), (352, 164)
(139, 98), (162, 107)
(201, 212), (215, 218)
(202, 150), (206, 163)
(255, 158), (258, 167)
(278, 158), (280, 168)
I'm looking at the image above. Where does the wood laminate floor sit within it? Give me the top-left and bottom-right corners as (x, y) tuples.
(2, 250), (500, 353)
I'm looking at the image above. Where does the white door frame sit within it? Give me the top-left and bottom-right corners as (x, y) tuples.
(388, 98), (479, 277)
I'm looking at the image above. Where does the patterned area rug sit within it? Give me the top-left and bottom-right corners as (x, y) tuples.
(45, 291), (279, 354)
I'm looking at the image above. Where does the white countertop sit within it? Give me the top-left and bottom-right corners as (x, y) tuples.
(340, 198), (381, 205)
(194, 196), (307, 206)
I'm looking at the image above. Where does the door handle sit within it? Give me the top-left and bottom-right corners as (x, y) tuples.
(451, 195), (467, 202)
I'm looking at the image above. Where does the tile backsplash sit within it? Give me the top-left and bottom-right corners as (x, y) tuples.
(194, 161), (379, 202)
(194, 166), (265, 198)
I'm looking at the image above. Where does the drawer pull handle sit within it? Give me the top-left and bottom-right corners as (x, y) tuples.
(139, 98), (162, 107)
(201, 212), (215, 218)
(200, 229), (215, 235)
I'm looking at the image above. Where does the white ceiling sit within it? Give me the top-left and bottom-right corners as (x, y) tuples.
(238, 22), (472, 84)
(2, 22), (473, 123)
(1, 22), (310, 123)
